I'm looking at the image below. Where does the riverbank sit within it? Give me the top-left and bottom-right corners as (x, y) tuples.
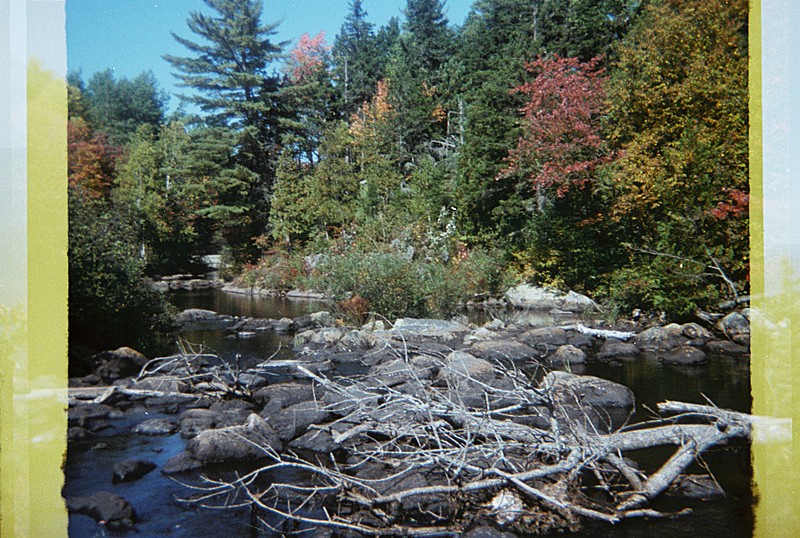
(65, 302), (754, 535)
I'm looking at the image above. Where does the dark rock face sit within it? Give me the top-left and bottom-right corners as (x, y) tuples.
(659, 346), (708, 365)
(521, 327), (568, 348)
(596, 339), (640, 361)
(716, 311), (750, 346)
(161, 452), (202, 475)
(66, 491), (137, 529)
(187, 414), (282, 464)
(706, 340), (750, 356)
(92, 347), (149, 383)
(544, 371), (635, 408)
(133, 418), (179, 436)
(112, 460), (157, 483)
(289, 429), (340, 452)
(267, 401), (330, 441)
(469, 339), (539, 362)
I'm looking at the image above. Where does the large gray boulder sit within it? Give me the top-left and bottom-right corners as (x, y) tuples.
(437, 351), (496, 386)
(504, 285), (599, 312)
(547, 345), (587, 367)
(390, 318), (470, 344)
(596, 339), (640, 361)
(659, 346), (708, 365)
(632, 326), (687, 352)
(187, 414), (281, 464)
(544, 371), (635, 408)
(266, 401), (330, 441)
(91, 347), (149, 382)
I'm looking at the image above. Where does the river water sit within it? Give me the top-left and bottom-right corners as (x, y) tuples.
(63, 288), (754, 537)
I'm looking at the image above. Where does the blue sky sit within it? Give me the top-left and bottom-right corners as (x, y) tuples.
(66, 0), (474, 112)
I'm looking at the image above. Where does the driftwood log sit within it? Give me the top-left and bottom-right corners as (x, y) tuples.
(120, 344), (765, 536)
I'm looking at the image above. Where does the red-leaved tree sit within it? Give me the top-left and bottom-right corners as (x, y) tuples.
(287, 32), (330, 83)
(500, 55), (609, 199)
(68, 117), (120, 198)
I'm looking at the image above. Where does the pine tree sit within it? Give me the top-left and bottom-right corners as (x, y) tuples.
(332, 0), (382, 117)
(386, 0), (454, 158)
(164, 0), (286, 262)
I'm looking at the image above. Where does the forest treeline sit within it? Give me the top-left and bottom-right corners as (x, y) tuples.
(68, 0), (748, 350)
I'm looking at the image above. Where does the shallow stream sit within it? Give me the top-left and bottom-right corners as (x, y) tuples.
(63, 289), (754, 537)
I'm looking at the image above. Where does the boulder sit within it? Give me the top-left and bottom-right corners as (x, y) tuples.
(544, 371), (635, 408)
(463, 327), (496, 345)
(161, 452), (202, 475)
(716, 311), (750, 346)
(266, 401), (330, 441)
(289, 429), (340, 453)
(438, 351), (496, 386)
(179, 408), (225, 437)
(596, 339), (640, 361)
(112, 460), (157, 483)
(504, 285), (599, 312)
(681, 322), (714, 340)
(187, 414), (282, 464)
(547, 345), (587, 367)
(274, 317), (295, 333)
(469, 339), (538, 362)
(338, 329), (378, 351)
(175, 308), (222, 323)
(705, 340), (749, 356)
(521, 326), (568, 348)
(391, 318), (470, 344)
(311, 327), (344, 346)
(632, 326), (687, 352)
(253, 382), (322, 413)
(66, 491), (136, 529)
(92, 347), (149, 382)
(133, 418), (178, 436)
(659, 346), (708, 365)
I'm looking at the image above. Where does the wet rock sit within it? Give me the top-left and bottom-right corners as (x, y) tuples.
(596, 339), (640, 361)
(68, 404), (114, 426)
(632, 326), (687, 352)
(188, 414), (282, 464)
(547, 345), (587, 367)
(469, 339), (538, 362)
(133, 417), (179, 436)
(706, 340), (749, 356)
(161, 452), (202, 475)
(567, 332), (595, 350)
(544, 371), (635, 408)
(66, 491), (136, 529)
(112, 460), (157, 483)
(659, 346), (708, 365)
(681, 322), (714, 340)
(274, 317), (296, 333)
(667, 474), (726, 500)
(289, 429), (340, 452)
(716, 311), (750, 346)
(267, 401), (330, 441)
(254, 382), (322, 412)
(521, 327), (568, 348)
(179, 408), (225, 437)
(92, 347), (149, 382)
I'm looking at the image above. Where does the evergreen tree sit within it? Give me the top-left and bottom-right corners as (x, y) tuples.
(332, 0), (382, 117)
(80, 69), (166, 146)
(386, 0), (455, 158)
(164, 0), (286, 263)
